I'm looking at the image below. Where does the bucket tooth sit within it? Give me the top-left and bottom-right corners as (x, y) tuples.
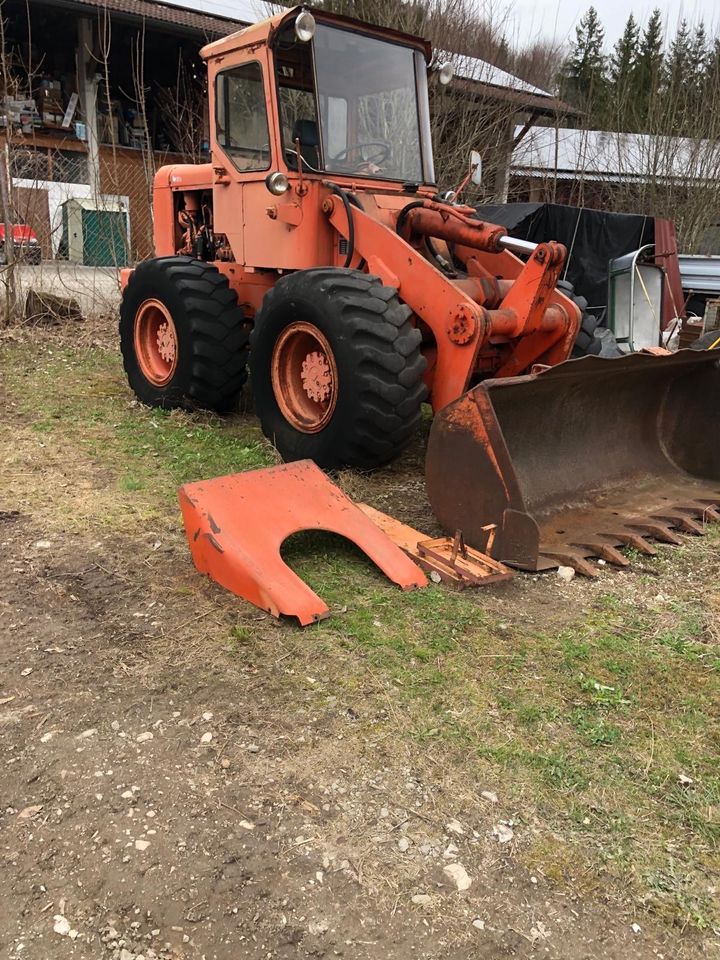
(612, 531), (658, 555)
(541, 550), (600, 578)
(626, 521), (683, 545)
(573, 540), (630, 567)
(652, 513), (705, 535)
(673, 501), (720, 524)
(694, 499), (720, 521)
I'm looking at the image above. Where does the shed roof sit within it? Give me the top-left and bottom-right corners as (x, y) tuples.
(512, 125), (720, 184)
(42, 0), (249, 36)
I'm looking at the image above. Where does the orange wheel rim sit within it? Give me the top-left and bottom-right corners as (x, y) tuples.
(271, 322), (338, 433)
(134, 298), (178, 387)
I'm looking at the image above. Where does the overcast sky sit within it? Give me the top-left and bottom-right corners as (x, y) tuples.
(492, 0), (719, 47)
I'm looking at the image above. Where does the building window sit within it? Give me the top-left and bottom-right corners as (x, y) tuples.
(10, 146), (88, 184)
(215, 62), (271, 172)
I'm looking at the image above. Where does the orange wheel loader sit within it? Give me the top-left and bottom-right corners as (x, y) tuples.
(120, 6), (720, 575)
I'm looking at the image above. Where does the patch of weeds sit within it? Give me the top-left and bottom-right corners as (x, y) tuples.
(30, 419), (56, 434)
(560, 631), (590, 666)
(227, 625), (253, 657)
(653, 628), (719, 669)
(578, 676), (630, 708)
(119, 476), (144, 492)
(521, 836), (590, 889)
(569, 709), (621, 746)
(496, 646), (529, 674)
(643, 865), (715, 929)
(496, 696), (560, 728)
(595, 591), (622, 612)
(602, 657), (633, 677)
(529, 749), (590, 791)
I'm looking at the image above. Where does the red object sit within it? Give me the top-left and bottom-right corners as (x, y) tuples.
(654, 217), (686, 327)
(178, 461), (427, 625)
(0, 223), (38, 244)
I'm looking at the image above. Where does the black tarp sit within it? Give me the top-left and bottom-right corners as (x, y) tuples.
(476, 203), (655, 315)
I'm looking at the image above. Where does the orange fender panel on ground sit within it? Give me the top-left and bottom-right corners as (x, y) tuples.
(178, 460), (427, 625)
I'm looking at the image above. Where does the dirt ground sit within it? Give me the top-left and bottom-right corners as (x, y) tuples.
(1, 321), (718, 960)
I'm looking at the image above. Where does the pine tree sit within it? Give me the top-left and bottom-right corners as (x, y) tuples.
(495, 35), (513, 72)
(662, 19), (692, 133)
(560, 6), (608, 117)
(664, 19), (691, 93)
(607, 13), (640, 128)
(610, 13), (639, 87)
(688, 22), (709, 96)
(700, 34), (720, 110)
(634, 8), (664, 124)
(705, 35), (720, 85)
(689, 22), (708, 72)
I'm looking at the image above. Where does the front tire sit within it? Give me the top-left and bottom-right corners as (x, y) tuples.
(250, 268), (426, 469)
(119, 256), (249, 412)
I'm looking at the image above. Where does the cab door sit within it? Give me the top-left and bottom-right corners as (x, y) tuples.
(210, 48), (277, 264)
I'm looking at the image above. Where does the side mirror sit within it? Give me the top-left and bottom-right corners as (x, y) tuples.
(470, 151), (482, 186)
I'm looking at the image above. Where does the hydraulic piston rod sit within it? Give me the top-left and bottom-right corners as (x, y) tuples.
(497, 235), (539, 256)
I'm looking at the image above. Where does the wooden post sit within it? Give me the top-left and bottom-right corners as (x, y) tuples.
(77, 18), (101, 198)
(0, 139), (16, 324)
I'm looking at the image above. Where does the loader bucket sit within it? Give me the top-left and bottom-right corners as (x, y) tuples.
(426, 349), (720, 574)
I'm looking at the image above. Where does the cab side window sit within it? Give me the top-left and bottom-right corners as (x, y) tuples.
(216, 62), (270, 171)
(275, 22), (321, 171)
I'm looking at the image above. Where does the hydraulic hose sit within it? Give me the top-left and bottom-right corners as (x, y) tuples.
(323, 181), (355, 269)
(395, 199), (427, 239)
(396, 199), (454, 275)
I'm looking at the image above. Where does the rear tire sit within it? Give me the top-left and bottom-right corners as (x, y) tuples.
(119, 256), (249, 412)
(556, 280), (614, 358)
(250, 268), (426, 469)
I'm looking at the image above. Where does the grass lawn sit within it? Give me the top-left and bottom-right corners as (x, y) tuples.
(2, 331), (718, 935)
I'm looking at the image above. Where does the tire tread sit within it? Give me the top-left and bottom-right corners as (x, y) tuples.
(250, 267), (426, 468)
(120, 257), (248, 412)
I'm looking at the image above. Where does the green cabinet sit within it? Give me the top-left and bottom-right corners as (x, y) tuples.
(61, 198), (130, 266)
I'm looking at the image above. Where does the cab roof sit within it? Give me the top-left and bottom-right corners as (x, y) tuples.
(200, 4), (432, 63)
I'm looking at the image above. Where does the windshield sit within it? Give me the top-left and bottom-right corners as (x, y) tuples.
(312, 24), (434, 184)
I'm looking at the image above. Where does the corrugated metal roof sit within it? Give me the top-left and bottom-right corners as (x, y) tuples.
(49, 0), (246, 34)
(678, 255), (720, 295)
(153, 0), (270, 20)
(443, 51), (552, 99)
(512, 125), (720, 184)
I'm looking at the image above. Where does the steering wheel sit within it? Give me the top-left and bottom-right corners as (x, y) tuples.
(331, 140), (391, 167)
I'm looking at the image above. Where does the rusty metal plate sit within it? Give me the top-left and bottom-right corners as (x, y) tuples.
(358, 503), (513, 587)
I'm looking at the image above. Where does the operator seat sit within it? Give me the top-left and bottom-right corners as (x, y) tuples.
(291, 119), (320, 170)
